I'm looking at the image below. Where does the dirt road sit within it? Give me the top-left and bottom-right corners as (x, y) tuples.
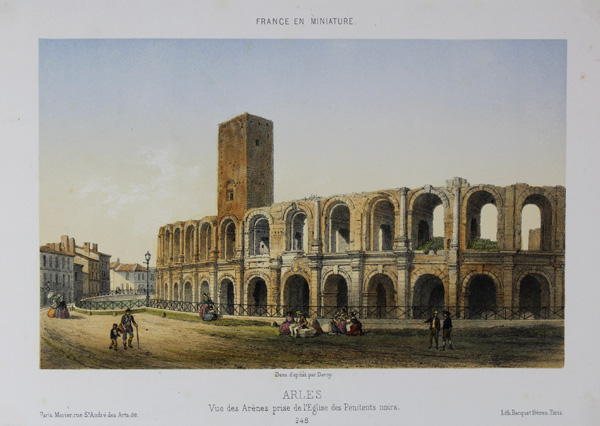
(40, 309), (564, 369)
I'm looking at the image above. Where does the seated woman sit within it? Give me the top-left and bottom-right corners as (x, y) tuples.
(346, 312), (364, 336)
(203, 305), (218, 321)
(279, 311), (295, 335)
(198, 292), (214, 318)
(334, 309), (349, 334)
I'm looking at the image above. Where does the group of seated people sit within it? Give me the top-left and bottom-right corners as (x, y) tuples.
(279, 311), (320, 337)
(332, 308), (364, 336)
(198, 293), (218, 321)
(279, 308), (364, 337)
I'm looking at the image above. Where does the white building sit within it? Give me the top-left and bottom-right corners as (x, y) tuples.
(110, 259), (156, 293)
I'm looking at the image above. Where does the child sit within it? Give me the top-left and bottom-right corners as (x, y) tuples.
(109, 323), (121, 351)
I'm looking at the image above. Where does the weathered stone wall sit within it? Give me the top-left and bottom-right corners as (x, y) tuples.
(155, 114), (565, 317)
(217, 113), (273, 225)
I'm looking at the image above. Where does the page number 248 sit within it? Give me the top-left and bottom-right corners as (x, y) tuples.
(295, 418), (309, 424)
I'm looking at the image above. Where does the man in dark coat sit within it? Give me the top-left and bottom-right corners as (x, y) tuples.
(120, 308), (138, 350)
(423, 310), (441, 349)
(441, 310), (453, 351)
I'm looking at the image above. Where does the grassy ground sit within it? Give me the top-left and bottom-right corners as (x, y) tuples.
(40, 309), (564, 369)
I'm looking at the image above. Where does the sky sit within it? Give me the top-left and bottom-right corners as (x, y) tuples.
(39, 39), (566, 265)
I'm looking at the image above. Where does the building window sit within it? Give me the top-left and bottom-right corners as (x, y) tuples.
(226, 189), (234, 201)
(256, 139), (260, 146)
(43, 255), (46, 267)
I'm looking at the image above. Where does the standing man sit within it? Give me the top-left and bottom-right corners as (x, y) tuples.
(423, 310), (441, 349)
(120, 308), (138, 350)
(441, 310), (453, 351)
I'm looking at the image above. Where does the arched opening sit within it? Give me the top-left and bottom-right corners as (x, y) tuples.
(173, 228), (181, 260)
(291, 211), (308, 251)
(184, 282), (192, 302)
(520, 194), (553, 251)
(466, 191), (498, 250)
(225, 181), (234, 202)
(165, 230), (172, 260)
(372, 200), (395, 251)
(412, 193), (444, 251)
(222, 221), (236, 260)
(466, 275), (497, 318)
(412, 274), (445, 318)
(367, 274), (395, 318)
(200, 281), (210, 299)
(185, 226), (194, 262)
(200, 223), (212, 260)
(220, 279), (235, 315)
(519, 274), (551, 318)
(247, 278), (268, 316)
(322, 274), (348, 317)
(521, 205), (541, 250)
(163, 283), (168, 300)
(251, 217), (270, 255)
(330, 204), (351, 253)
(284, 275), (310, 315)
(417, 220), (430, 245)
(173, 283), (179, 302)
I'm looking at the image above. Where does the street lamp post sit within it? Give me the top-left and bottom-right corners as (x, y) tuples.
(145, 251), (151, 307)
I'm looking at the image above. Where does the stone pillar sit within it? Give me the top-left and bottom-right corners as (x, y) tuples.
(235, 265), (244, 306)
(269, 259), (281, 315)
(554, 260), (565, 312)
(310, 268), (321, 317)
(447, 266), (458, 312)
(308, 253), (322, 316)
(349, 253), (364, 308)
(193, 272), (199, 303)
(555, 187), (566, 253)
(157, 232), (162, 266)
(178, 272), (184, 301)
(504, 187), (516, 251)
(397, 188), (408, 250)
(179, 227), (185, 263)
(169, 230), (174, 263)
(193, 223), (200, 262)
(396, 261), (410, 318)
(503, 255), (515, 315)
(312, 199), (322, 254)
(210, 266), (218, 305)
(451, 187), (460, 249)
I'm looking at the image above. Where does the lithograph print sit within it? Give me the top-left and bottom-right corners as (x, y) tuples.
(39, 39), (565, 370)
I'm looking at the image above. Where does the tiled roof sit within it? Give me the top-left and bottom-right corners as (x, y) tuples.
(112, 263), (147, 272)
(40, 246), (74, 256)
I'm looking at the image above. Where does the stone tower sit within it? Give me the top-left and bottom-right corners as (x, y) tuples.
(217, 113), (274, 223)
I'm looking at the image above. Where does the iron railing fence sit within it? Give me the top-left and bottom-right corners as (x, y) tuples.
(74, 298), (564, 320)
(75, 298), (148, 311)
(90, 289), (155, 297)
